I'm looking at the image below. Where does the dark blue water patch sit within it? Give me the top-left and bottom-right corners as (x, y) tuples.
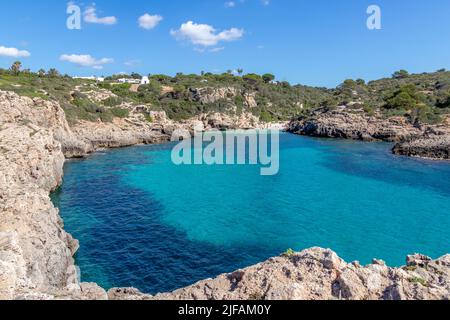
(52, 133), (450, 294)
(52, 146), (279, 294)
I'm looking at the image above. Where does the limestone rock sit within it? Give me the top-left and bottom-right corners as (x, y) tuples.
(0, 91), (78, 299)
(393, 135), (450, 160)
(191, 87), (239, 104)
(108, 287), (153, 300)
(288, 109), (422, 142)
(144, 248), (450, 301)
(199, 112), (261, 130)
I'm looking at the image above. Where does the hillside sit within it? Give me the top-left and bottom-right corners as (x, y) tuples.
(1, 67), (448, 126)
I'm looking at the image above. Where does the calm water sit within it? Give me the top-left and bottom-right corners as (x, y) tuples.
(52, 133), (450, 294)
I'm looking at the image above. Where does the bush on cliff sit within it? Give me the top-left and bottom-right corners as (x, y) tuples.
(110, 107), (130, 118)
(384, 84), (426, 110)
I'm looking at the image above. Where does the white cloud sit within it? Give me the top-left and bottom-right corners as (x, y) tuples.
(0, 46), (30, 58)
(261, 0), (270, 6)
(84, 5), (117, 25)
(171, 21), (244, 47)
(60, 54), (114, 69)
(138, 13), (163, 30)
(224, 1), (236, 8)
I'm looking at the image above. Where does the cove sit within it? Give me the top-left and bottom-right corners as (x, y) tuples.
(51, 132), (450, 294)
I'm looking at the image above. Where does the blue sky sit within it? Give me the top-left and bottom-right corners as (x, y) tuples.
(0, 0), (449, 87)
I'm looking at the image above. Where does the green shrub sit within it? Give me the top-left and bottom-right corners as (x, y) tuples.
(262, 73), (275, 83)
(392, 70), (410, 79)
(384, 84), (426, 110)
(243, 73), (262, 84)
(409, 277), (428, 287)
(98, 83), (112, 90)
(110, 107), (129, 118)
(144, 114), (154, 123)
(111, 83), (132, 97)
(283, 249), (295, 257)
(437, 94), (450, 108)
(259, 110), (273, 123)
(102, 96), (123, 107)
(410, 104), (442, 124)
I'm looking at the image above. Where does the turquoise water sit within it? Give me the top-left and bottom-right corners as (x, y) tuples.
(52, 133), (450, 294)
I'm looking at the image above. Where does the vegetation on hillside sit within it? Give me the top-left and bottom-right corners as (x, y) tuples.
(1, 62), (449, 125)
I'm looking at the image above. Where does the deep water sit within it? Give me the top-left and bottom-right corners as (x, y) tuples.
(51, 133), (450, 294)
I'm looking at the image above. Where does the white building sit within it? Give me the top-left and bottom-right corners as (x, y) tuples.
(73, 76), (105, 82)
(117, 78), (140, 84)
(140, 76), (150, 85)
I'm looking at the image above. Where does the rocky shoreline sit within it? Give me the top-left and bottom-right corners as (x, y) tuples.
(392, 134), (450, 160)
(1, 90), (449, 300)
(287, 108), (450, 160)
(110, 248), (450, 300)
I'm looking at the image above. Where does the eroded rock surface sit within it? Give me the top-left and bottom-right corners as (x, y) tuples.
(288, 108), (450, 160)
(0, 91), (106, 299)
(393, 134), (450, 160)
(288, 108), (422, 142)
(109, 248), (450, 300)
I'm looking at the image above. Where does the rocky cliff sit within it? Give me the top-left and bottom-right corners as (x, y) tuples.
(1, 90), (449, 300)
(0, 91), (106, 299)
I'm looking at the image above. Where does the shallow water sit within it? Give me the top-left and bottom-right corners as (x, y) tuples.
(52, 133), (450, 294)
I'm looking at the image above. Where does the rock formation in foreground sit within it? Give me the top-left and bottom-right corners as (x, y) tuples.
(0, 91), (106, 299)
(108, 247), (450, 300)
(1, 90), (449, 300)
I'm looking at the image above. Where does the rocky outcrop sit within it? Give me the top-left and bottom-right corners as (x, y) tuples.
(393, 135), (450, 159)
(199, 112), (262, 130)
(70, 119), (169, 154)
(243, 92), (258, 109)
(288, 108), (422, 142)
(191, 87), (240, 105)
(0, 91), (106, 299)
(108, 247), (450, 300)
(191, 87), (258, 109)
(288, 108), (450, 160)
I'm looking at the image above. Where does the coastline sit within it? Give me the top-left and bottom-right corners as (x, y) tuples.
(1, 90), (449, 300)
(287, 108), (450, 160)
